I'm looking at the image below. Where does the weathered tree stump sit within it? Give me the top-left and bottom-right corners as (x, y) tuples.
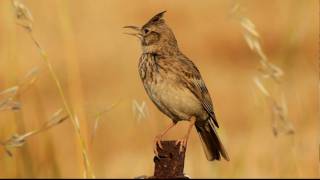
(149, 140), (189, 179)
(134, 140), (190, 179)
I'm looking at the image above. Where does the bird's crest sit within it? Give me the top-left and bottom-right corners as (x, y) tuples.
(144, 11), (166, 27)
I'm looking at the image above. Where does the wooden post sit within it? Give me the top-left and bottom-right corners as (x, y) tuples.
(150, 140), (189, 179)
(134, 140), (190, 179)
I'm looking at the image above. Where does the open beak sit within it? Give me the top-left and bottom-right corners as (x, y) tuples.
(123, 25), (142, 40)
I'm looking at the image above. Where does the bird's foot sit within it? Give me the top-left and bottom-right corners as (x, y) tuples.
(153, 134), (163, 157)
(175, 136), (188, 153)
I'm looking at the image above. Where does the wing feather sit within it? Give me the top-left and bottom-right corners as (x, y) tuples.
(177, 56), (220, 127)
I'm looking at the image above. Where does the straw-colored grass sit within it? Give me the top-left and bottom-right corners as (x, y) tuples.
(11, 0), (94, 178)
(0, 0), (316, 178)
(1, 108), (68, 156)
(231, 1), (294, 136)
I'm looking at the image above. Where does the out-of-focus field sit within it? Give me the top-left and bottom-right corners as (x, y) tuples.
(0, 0), (318, 178)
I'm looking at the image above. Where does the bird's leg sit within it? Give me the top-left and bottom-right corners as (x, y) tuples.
(153, 122), (176, 157)
(175, 116), (196, 153)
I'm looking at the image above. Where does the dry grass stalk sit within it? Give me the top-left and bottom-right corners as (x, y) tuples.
(17, 67), (39, 92)
(231, 2), (294, 136)
(11, 0), (33, 31)
(0, 67), (39, 112)
(132, 99), (148, 123)
(90, 101), (121, 145)
(0, 86), (20, 111)
(11, 0), (95, 178)
(1, 108), (68, 157)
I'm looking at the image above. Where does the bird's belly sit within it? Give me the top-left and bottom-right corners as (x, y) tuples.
(148, 80), (204, 121)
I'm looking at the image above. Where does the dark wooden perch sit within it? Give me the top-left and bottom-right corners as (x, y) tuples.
(135, 140), (190, 179)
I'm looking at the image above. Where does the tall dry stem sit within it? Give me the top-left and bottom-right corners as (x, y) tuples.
(11, 0), (94, 178)
(230, 1), (294, 136)
(2, 0), (35, 176)
(55, 0), (90, 146)
(230, 0), (299, 176)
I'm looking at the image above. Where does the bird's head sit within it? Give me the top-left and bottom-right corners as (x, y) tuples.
(124, 11), (179, 55)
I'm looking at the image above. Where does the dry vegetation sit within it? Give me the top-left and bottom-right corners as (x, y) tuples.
(0, 0), (318, 178)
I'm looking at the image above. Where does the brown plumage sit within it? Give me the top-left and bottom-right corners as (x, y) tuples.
(124, 11), (229, 161)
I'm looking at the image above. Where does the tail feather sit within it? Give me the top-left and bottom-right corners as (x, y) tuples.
(195, 118), (229, 161)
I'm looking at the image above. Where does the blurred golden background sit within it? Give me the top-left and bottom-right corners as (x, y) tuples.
(0, 0), (318, 178)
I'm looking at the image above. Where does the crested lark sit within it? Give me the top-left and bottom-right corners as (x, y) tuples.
(124, 11), (229, 161)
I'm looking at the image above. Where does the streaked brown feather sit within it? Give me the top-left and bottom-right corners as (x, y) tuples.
(132, 11), (228, 161)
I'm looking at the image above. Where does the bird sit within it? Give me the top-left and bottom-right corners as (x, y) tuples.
(124, 11), (229, 161)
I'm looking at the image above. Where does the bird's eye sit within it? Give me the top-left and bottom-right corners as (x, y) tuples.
(143, 28), (150, 34)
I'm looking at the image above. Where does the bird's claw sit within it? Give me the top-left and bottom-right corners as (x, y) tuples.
(175, 136), (187, 153)
(153, 134), (163, 157)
